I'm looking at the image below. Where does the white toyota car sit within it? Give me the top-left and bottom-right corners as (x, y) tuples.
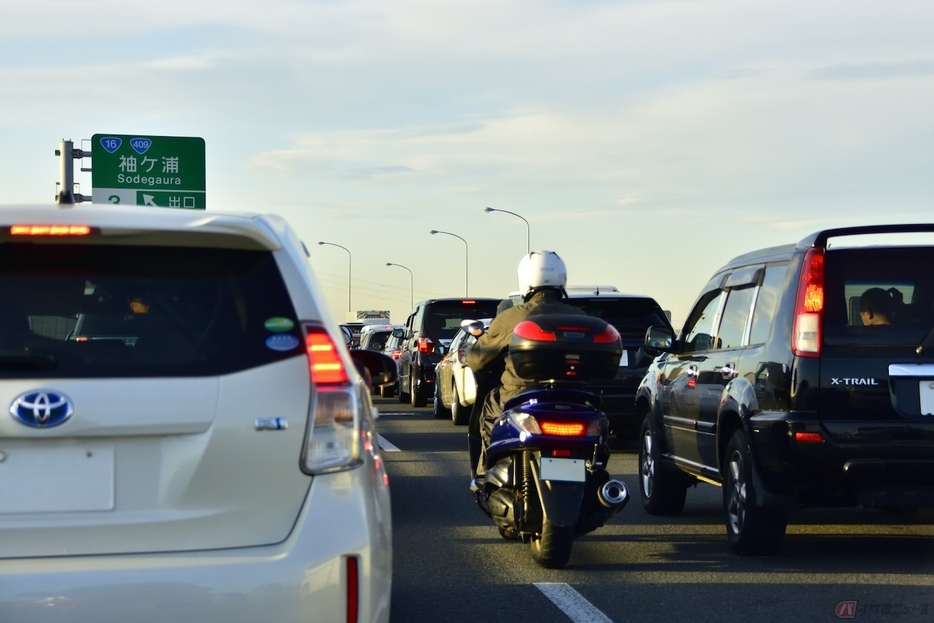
(0, 204), (395, 622)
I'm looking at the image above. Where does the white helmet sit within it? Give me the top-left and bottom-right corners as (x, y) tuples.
(516, 250), (567, 297)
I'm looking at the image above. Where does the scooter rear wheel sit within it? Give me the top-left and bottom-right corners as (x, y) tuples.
(529, 519), (573, 568)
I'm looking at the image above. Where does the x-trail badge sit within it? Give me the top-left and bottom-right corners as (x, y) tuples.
(10, 391), (74, 428)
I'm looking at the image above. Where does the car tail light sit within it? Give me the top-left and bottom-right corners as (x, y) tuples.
(301, 324), (363, 474)
(417, 337), (435, 354)
(793, 247), (824, 357)
(391, 348), (402, 360)
(346, 556), (359, 623)
(794, 431), (825, 443)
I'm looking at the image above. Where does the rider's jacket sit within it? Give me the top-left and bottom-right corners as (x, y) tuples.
(466, 289), (586, 403)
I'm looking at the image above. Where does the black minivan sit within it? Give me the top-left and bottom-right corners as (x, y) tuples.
(397, 297), (501, 407)
(636, 224), (934, 555)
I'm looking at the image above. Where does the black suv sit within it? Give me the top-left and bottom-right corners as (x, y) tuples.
(636, 224), (934, 555)
(398, 297), (501, 407)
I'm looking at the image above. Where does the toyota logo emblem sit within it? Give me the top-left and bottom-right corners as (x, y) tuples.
(10, 391), (74, 428)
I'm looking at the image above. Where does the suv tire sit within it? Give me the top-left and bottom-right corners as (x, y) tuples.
(638, 415), (687, 515)
(723, 429), (786, 556)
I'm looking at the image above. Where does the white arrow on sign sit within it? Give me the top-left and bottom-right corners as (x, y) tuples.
(143, 194), (157, 206)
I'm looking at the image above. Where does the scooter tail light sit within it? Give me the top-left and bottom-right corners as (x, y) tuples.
(539, 421), (587, 437)
(514, 320), (556, 342)
(593, 324), (621, 344)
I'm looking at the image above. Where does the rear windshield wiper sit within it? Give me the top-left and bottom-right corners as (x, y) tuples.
(0, 351), (58, 371)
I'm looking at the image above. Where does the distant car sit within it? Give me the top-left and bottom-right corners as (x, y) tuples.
(378, 328), (406, 398)
(397, 297), (501, 407)
(358, 324), (397, 352)
(434, 318), (491, 424)
(358, 324), (403, 395)
(0, 203), (396, 622)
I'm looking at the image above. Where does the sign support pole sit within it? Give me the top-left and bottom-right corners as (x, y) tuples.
(55, 139), (91, 206)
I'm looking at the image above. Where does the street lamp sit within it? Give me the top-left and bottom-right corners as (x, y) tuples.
(318, 241), (352, 314)
(484, 206), (530, 254)
(386, 262), (414, 310)
(429, 229), (468, 297)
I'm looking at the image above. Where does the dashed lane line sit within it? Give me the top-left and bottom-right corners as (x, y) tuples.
(535, 583), (615, 623)
(377, 434), (401, 452)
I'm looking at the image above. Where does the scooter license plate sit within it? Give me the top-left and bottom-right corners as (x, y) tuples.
(539, 458), (586, 482)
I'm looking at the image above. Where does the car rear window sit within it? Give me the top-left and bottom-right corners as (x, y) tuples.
(568, 297), (670, 339)
(824, 247), (934, 345)
(423, 300), (500, 339)
(0, 243), (302, 378)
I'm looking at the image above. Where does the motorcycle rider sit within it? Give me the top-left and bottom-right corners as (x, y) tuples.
(466, 249), (587, 480)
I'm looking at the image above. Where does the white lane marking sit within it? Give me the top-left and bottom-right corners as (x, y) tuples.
(377, 434), (400, 452)
(535, 583), (615, 623)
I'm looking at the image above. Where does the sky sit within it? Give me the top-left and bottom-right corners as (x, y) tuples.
(2, 0), (933, 328)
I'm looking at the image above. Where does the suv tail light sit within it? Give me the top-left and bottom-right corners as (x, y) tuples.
(301, 324), (363, 474)
(417, 337), (435, 354)
(793, 247), (824, 357)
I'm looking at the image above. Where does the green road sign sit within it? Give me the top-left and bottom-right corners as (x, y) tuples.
(91, 134), (206, 209)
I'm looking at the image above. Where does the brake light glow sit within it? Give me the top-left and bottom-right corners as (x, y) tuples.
(540, 421), (587, 436)
(794, 431), (824, 443)
(514, 320), (556, 342)
(10, 224), (92, 236)
(793, 247), (824, 357)
(306, 326), (349, 385)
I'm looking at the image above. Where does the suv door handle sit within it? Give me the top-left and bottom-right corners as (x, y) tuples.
(721, 363), (736, 380)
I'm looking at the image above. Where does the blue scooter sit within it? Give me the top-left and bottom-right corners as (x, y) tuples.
(470, 314), (630, 568)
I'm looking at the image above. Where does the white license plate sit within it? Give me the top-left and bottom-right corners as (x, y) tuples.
(920, 381), (934, 416)
(539, 458), (586, 482)
(0, 444), (114, 514)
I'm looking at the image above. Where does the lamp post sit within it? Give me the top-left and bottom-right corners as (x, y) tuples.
(429, 230), (468, 297)
(484, 206), (530, 254)
(318, 241), (352, 314)
(386, 262), (414, 310)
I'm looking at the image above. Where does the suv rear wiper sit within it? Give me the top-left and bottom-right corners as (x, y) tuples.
(0, 351), (58, 371)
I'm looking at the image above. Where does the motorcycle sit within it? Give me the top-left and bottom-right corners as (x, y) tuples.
(468, 313), (630, 568)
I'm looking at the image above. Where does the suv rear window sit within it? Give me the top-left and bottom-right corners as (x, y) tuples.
(0, 243), (301, 378)
(423, 300), (501, 339)
(824, 247), (934, 345)
(567, 297), (670, 340)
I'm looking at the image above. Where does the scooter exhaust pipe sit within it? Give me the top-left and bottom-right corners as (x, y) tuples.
(598, 479), (630, 510)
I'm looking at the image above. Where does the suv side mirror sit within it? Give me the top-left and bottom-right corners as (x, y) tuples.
(644, 326), (676, 355)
